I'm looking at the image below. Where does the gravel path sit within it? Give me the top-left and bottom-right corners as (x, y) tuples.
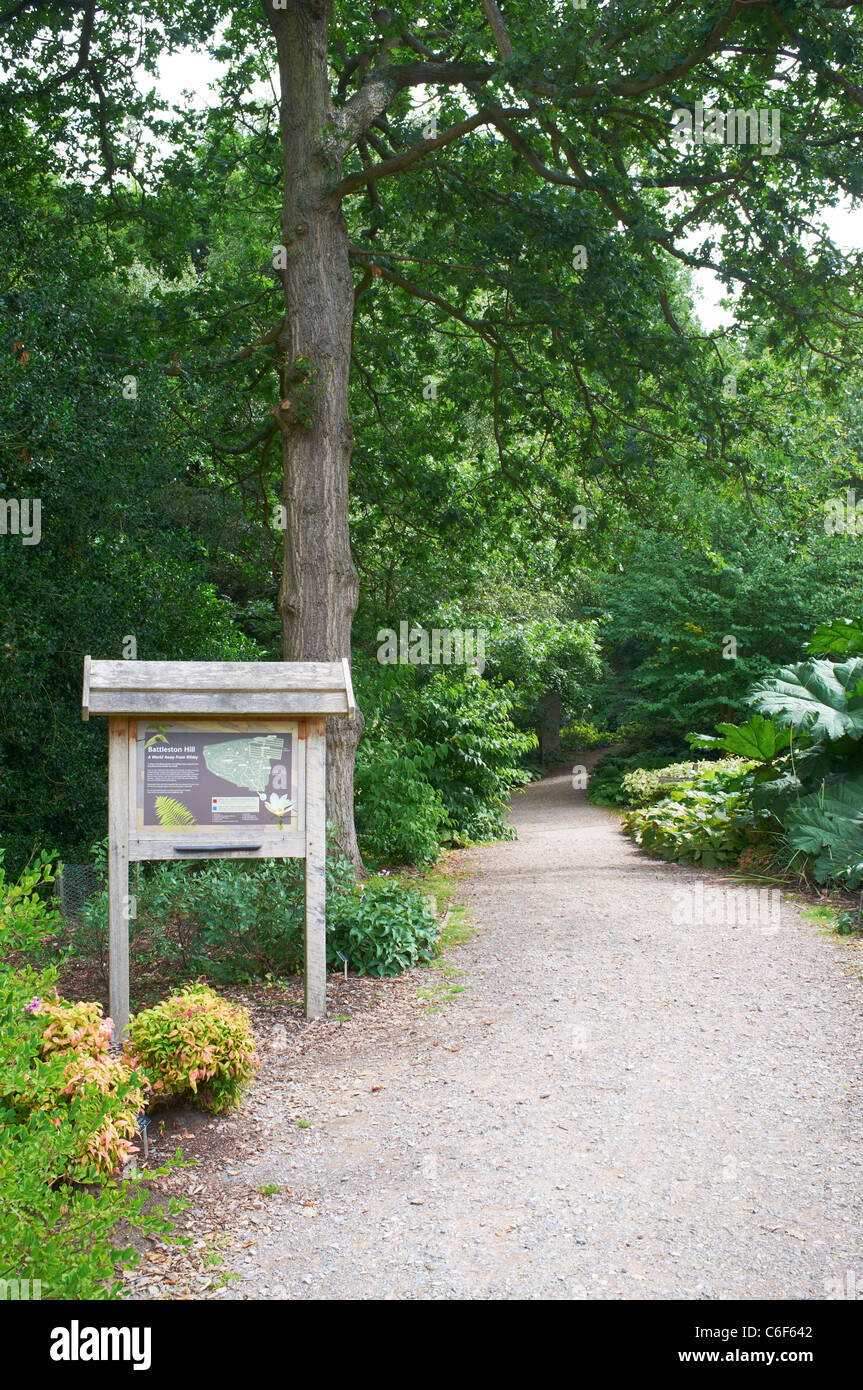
(216, 764), (863, 1300)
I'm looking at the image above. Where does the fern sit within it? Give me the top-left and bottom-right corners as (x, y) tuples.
(154, 796), (196, 827)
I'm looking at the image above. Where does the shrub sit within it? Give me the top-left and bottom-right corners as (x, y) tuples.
(0, 1106), (180, 1300)
(416, 673), (535, 842)
(0, 967), (184, 1300)
(77, 853), (310, 988)
(0, 863), (182, 1298)
(559, 719), (611, 751)
(126, 984), (258, 1113)
(328, 877), (440, 977)
(0, 848), (61, 954)
(0, 976), (144, 1182)
(623, 766), (764, 868)
(620, 757), (751, 808)
(355, 740), (448, 866)
(74, 838), (443, 987)
(354, 662), (535, 861)
(588, 746), (684, 808)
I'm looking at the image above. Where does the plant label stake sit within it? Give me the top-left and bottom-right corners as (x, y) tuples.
(83, 657), (355, 1038)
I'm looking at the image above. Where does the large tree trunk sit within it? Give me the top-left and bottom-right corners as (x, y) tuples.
(265, 0), (364, 871)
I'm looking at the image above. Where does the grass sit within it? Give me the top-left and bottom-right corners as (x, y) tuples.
(400, 852), (475, 1011)
(799, 903), (863, 938)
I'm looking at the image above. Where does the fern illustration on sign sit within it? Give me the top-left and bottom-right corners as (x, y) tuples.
(154, 796), (196, 827)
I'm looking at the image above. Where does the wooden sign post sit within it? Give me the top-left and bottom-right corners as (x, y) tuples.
(82, 658), (355, 1037)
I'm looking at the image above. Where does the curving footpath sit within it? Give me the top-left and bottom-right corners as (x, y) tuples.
(222, 761), (863, 1300)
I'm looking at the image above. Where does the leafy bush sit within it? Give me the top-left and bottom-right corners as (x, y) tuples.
(354, 739), (448, 866)
(621, 757), (751, 808)
(782, 776), (863, 888)
(126, 984), (258, 1114)
(0, 977), (145, 1181)
(559, 718), (611, 751)
(587, 491), (863, 737)
(739, 621), (863, 887)
(328, 877), (440, 977)
(480, 616), (605, 732)
(78, 850), (329, 987)
(555, 717), (608, 750)
(0, 848), (61, 954)
(416, 673), (535, 841)
(76, 836), (440, 987)
(588, 746), (684, 808)
(157, 858), (308, 985)
(623, 766), (763, 868)
(620, 760), (701, 807)
(0, 1104), (180, 1300)
(354, 664), (535, 861)
(0, 963), (181, 1299)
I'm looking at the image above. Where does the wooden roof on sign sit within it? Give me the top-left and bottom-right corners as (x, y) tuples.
(82, 657), (355, 721)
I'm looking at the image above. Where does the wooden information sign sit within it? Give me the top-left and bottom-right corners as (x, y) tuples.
(82, 658), (355, 1036)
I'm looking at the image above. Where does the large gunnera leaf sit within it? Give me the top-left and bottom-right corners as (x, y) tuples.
(807, 616), (863, 658)
(784, 775), (863, 887)
(688, 713), (792, 762)
(749, 659), (863, 742)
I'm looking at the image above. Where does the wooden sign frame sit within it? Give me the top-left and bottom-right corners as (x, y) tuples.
(83, 659), (355, 1036)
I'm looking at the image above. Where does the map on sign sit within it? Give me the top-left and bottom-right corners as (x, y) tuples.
(136, 720), (298, 830)
(203, 736), (285, 796)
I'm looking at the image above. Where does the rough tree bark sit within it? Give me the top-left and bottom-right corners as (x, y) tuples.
(264, 0), (364, 870)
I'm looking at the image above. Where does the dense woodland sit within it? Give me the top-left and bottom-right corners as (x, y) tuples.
(2, 2), (863, 876)
(3, 0), (863, 1305)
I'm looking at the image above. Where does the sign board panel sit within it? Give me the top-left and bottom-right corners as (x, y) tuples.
(84, 658), (353, 1032)
(138, 719), (298, 826)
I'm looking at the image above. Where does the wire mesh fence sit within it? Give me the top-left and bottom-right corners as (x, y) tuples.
(53, 864), (103, 921)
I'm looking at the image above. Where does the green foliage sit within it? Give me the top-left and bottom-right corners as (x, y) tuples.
(0, 976), (145, 1181)
(749, 659), (863, 742)
(126, 984), (258, 1114)
(354, 665), (535, 862)
(688, 714), (793, 763)
(354, 740), (447, 867)
(481, 618), (605, 730)
(0, 849), (61, 954)
(76, 837), (441, 986)
(783, 777), (863, 889)
(560, 719), (611, 751)
(328, 878), (440, 978)
(587, 747), (685, 808)
(412, 673), (536, 843)
(668, 621), (863, 889)
(587, 475), (863, 738)
(620, 758), (752, 809)
(78, 854), (306, 987)
(623, 767), (761, 868)
(807, 616), (863, 657)
(0, 968), (182, 1299)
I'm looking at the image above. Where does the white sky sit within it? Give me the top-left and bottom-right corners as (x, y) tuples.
(153, 49), (863, 333)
